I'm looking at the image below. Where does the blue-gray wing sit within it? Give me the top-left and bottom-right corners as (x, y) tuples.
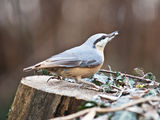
(33, 46), (102, 69)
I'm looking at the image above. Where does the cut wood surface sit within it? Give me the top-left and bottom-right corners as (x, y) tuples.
(8, 75), (106, 120)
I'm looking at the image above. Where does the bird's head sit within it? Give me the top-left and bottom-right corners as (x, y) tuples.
(83, 31), (118, 51)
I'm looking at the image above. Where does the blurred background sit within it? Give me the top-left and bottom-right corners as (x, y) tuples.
(0, 0), (160, 119)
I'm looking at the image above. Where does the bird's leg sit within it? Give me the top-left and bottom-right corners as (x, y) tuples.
(76, 76), (101, 90)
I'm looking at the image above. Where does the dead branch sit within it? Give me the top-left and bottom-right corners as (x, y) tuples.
(51, 97), (160, 120)
(99, 69), (160, 86)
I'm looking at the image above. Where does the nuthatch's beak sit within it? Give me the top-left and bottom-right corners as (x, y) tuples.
(108, 31), (118, 41)
(107, 31), (118, 41)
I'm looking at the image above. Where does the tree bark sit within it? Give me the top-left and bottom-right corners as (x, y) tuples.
(8, 76), (103, 120)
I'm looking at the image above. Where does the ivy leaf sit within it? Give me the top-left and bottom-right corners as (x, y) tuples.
(102, 83), (112, 92)
(92, 73), (109, 85)
(110, 98), (137, 120)
(92, 79), (103, 86)
(127, 77), (136, 88)
(115, 72), (121, 77)
(115, 72), (122, 80)
(136, 84), (146, 88)
(77, 101), (98, 111)
(145, 72), (156, 81)
(133, 68), (144, 77)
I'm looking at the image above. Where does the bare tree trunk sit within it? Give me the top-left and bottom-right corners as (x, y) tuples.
(8, 76), (103, 120)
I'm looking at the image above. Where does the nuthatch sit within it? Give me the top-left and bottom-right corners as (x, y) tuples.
(23, 31), (118, 84)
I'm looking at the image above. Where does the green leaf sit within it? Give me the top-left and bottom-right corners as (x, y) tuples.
(77, 101), (98, 111)
(115, 72), (121, 77)
(145, 72), (156, 80)
(126, 77), (136, 88)
(110, 97), (137, 120)
(136, 84), (146, 88)
(102, 82), (112, 92)
(92, 79), (102, 86)
(133, 68), (144, 77)
(42, 69), (50, 75)
(92, 73), (109, 85)
(109, 73), (114, 82)
(116, 74), (122, 80)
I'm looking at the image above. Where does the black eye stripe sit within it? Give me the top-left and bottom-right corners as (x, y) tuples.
(93, 35), (106, 45)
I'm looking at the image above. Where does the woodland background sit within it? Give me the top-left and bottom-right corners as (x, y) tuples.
(0, 0), (160, 119)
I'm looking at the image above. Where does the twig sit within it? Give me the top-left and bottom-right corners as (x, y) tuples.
(99, 89), (124, 101)
(50, 97), (160, 120)
(110, 85), (123, 91)
(99, 94), (119, 101)
(81, 109), (96, 120)
(117, 89), (124, 98)
(99, 69), (160, 86)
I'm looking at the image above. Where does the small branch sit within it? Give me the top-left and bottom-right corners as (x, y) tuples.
(51, 97), (160, 120)
(99, 94), (119, 101)
(110, 85), (123, 91)
(99, 89), (124, 101)
(99, 69), (160, 86)
(81, 109), (96, 120)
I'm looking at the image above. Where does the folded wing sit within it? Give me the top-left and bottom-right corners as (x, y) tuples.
(23, 47), (102, 71)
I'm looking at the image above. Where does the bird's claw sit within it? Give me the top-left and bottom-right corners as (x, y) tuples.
(77, 81), (103, 92)
(47, 75), (62, 82)
(47, 76), (54, 82)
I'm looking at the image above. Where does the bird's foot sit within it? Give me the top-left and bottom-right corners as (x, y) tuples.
(78, 80), (103, 92)
(47, 75), (62, 82)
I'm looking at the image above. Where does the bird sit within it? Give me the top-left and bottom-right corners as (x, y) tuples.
(23, 31), (118, 87)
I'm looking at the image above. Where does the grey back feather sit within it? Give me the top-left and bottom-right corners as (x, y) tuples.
(36, 45), (102, 69)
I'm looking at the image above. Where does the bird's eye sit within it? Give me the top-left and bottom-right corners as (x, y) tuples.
(101, 35), (106, 40)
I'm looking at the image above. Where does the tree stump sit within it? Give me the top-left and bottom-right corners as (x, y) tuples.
(8, 76), (104, 120)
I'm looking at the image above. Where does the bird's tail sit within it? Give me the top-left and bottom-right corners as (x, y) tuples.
(23, 61), (44, 72)
(23, 65), (35, 72)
